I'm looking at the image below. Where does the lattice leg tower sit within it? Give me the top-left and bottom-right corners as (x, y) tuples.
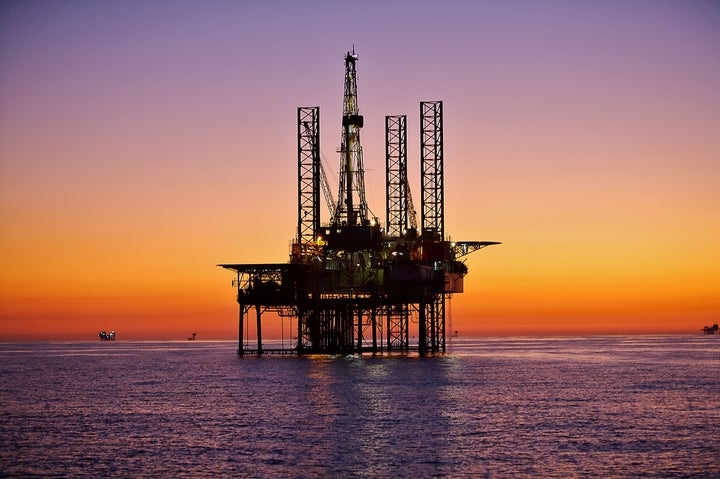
(420, 101), (444, 240)
(296, 107), (320, 262)
(386, 115), (409, 237)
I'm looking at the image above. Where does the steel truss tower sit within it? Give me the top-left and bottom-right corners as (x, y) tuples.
(419, 100), (446, 351)
(386, 115), (410, 237)
(297, 107), (320, 244)
(384, 115), (413, 351)
(220, 50), (499, 357)
(421, 101), (444, 240)
(333, 48), (370, 227)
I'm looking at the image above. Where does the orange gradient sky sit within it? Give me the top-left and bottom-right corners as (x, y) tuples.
(1, 1), (719, 340)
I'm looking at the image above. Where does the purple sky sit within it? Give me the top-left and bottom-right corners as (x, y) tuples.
(1, 1), (719, 338)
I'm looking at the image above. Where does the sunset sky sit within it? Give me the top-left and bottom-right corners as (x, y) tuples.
(1, 1), (719, 340)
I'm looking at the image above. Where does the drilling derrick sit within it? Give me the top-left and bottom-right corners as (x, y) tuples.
(333, 49), (370, 227)
(220, 49), (499, 356)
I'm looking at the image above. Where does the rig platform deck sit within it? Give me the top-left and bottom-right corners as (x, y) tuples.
(219, 49), (498, 356)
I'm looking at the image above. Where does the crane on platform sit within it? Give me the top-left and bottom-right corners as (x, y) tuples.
(302, 121), (337, 219)
(404, 164), (419, 232)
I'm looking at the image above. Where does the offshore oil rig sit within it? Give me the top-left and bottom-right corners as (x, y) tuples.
(220, 49), (498, 356)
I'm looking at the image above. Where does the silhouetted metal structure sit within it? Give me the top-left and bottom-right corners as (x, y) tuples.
(220, 48), (498, 356)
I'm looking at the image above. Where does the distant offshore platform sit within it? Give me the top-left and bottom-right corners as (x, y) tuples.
(220, 48), (499, 356)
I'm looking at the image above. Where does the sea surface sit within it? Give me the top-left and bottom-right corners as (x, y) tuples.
(1, 336), (718, 478)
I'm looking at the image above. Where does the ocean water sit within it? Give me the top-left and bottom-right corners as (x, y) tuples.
(1, 336), (718, 478)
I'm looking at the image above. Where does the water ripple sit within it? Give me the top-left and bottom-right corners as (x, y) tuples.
(1, 336), (718, 478)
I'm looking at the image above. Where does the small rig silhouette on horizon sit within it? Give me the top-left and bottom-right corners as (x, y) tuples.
(220, 48), (499, 356)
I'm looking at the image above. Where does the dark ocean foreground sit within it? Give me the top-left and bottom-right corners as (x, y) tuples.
(1, 336), (718, 478)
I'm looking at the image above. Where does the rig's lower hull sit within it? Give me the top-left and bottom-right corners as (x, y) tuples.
(221, 263), (449, 356)
(240, 298), (445, 356)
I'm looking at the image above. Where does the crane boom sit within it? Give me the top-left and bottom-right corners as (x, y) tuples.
(406, 181), (418, 231)
(302, 121), (337, 220)
(319, 161), (337, 219)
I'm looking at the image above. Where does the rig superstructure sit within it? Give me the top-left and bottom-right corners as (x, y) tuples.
(220, 49), (498, 356)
